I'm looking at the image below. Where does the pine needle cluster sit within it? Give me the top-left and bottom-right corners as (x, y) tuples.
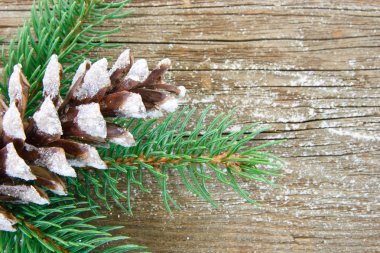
(1, 0), (132, 114)
(1, 196), (142, 253)
(0, 0), (283, 252)
(70, 107), (283, 214)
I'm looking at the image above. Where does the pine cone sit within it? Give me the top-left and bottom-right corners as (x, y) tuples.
(0, 49), (185, 231)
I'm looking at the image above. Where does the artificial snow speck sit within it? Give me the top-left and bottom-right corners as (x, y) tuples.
(2, 102), (26, 141)
(68, 144), (107, 169)
(0, 212), (17, 232)
(4, 143), (35, 181)
(157, 58), (171, 68)
(146, 109), (164, 118)
(42, 54), (61, 99)
(33, 97), (63, 135)
(47, 181), (67, 196)
(0, 185), (49, 205)
(108, 131), (135, 147)
(74, 58), (110, 100)
(71, 60), (91, 87)
(8, 64), (23, 103)
(160, 97), (178, 112)
(178, 86), (187, 98)
(118, 92), (146, 118)
(85, 145), (107, 169)
(31, 145), (76, 177)
(109, 48), (130, 75)
(75, 103), (107, 139)
(125, 59), (149, 82)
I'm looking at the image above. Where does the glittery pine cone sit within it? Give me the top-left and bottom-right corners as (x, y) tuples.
(0, 49), (185, 231)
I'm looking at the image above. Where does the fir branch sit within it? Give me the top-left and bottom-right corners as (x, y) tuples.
(0, 196), (144, 253)
(69, 107), (284, 213)
(0, 0), (132, 116)
(0, 0), (143, 251)
(0, 0), (285, 251)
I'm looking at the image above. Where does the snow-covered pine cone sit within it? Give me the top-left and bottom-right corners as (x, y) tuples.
(0, 49), (186, 232)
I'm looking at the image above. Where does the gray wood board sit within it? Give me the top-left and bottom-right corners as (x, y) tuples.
(0, 1), (379, 252)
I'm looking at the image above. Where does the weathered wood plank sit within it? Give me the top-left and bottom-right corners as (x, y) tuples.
(3, 5), (380, 71)
(0, 0), (379, 252)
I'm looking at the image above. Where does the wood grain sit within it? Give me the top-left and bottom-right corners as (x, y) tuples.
(1, 1), (380, 252)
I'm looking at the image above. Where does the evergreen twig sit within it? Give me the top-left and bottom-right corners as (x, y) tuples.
(0, 196), (144, 253)
(0, 0), (143, 252)
(0, 0), (284, 251)
(1, 0), (132, 116)
(69, 107), (284, 214)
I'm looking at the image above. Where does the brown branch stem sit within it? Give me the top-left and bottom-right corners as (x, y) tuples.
(59, 3), (90, 54)
(22, 219), (70, 253)
(105, 151), (244, 170)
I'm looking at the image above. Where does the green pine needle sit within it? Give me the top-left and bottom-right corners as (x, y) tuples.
(0, 0), (143, 252)
(0, 0), (284, 251)
(69, 106), (284, 214)
(0, 196), (145, 253)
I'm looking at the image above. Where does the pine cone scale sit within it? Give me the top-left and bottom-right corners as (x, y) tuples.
(0, 48), (186, 231)
(8, 64), (30, 118)
(30, 166), (67, 196)
(0, 206), (17, 232)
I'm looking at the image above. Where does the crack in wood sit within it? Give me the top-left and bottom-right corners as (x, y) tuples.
(1, 0), (379, 252)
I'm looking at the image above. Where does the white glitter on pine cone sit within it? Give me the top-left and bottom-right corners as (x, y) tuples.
(33, 97), (63, 136)
(8, 64), (23, 104)
(3, 102), (26, 141)
(178, 86), (186, 98)
(5, 143), (35, 181)
(0, 213), (16, 232)
(68, 144), (107, 169)
(146, 109), (164, 118)
(109, 48), (130, 75)
(157, 58), (171, 68)
(160, 97), (178, 112)
(42, 54), (61, 99)
(25, 144), (76, 177)
(75, 103), (107, 139)
(85, 146), (107, 169)
(0, 185), (49, 205)
(37, 148), (76, 177)
(73, 58), (110, 100)
(109, 131), (135, 147)
(125, 59), (149, 82)
(118, 92), (146, 118)
(48, 182), (67, 196)
(71, 60), (91, 88)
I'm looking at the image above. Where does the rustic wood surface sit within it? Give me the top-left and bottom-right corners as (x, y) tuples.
(1, 1), (380, 252)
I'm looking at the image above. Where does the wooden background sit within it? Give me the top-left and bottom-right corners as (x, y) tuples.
(1, 0), (380, 252)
